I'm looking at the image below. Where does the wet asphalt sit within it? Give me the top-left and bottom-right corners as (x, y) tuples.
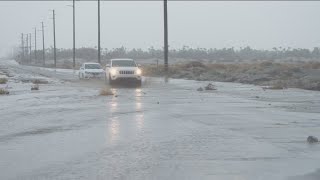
(1, 61), (320, 180)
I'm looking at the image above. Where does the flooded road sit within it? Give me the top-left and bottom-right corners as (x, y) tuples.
(1, 60), (320, 180)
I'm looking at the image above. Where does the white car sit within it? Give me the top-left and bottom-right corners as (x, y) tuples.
(105, 59), (142, 86)
(79, 63), (105, 79)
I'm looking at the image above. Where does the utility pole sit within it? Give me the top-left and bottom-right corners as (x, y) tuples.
(26, 34), (29, 64)
(34, 27), (37, 62)
(29, 33), (32, 63)
(25, 35), (29, 62)
(97, 0), (101, 64)
(21, 33), (24, 62)
(41, 21), (45, 66)
(163, 0), (169, 72)
(73, 0), (76, 69)
(52, 9), (57, 68)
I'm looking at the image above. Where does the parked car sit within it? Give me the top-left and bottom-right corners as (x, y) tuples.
(79, 63), (105, 79)
(105, 59), (142, 86)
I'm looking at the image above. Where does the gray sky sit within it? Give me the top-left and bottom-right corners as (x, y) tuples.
(1, 1), (320, 57)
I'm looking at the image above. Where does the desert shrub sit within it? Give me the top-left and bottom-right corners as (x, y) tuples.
(304, 62), (320, 69)
(0, 78), (8, 84)
(301, 80), (320, 91)
(100, 86), (114, 96)
(309, 82), (320, 91)
(0, 88), (9, 95)
(143, 62), (320, 91)
(268, 80), (287, 90)
(45, 64), (55, 68)
(190, 66), (206, 75)
(268, 85), (285, 90)
(31, 84), (39, 91)
(207, 63), (227, 69)
(32, 79), (48, 84)
(185, 61), (205, 68)
(260, 61), (273, 67)
(58, 60), (74, 69)
(142, 64), (165, 76)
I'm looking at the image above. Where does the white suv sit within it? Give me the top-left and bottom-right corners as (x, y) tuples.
(105, 59), (142, 86)
(79, 63), (105, 79)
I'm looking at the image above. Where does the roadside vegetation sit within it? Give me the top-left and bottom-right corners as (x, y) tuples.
(12, 46), (320, 91)
(0, 88), (9, 95)
(144, 61), (320, 91)
(0, 77), (9, 95)
(0, 78), (8, 84)
(14, 46), (320, 63)
(32, 79), (48, 84)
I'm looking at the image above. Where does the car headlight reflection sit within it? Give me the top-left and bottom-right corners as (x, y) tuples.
(136, 69), (142, 75)
(110, 68), (117, 76)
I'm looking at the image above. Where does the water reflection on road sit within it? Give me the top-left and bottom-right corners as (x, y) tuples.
(135, 89), (144, 130)
(108, 95), (119, 143)
(109, 116), (119, 143)
(106, 86), (144, 144)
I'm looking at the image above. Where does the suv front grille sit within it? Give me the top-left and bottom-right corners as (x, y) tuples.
(119, 70), (134, 74)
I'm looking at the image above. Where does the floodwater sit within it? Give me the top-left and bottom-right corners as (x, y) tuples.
(0, 60), (320, 180)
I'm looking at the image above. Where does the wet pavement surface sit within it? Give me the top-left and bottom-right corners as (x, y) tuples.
(1, 60), (320, 180)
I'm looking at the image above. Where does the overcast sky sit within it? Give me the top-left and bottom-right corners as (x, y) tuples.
(1, 1), (320, 57)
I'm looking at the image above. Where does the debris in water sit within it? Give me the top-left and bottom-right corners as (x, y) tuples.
(31, 84), (39, 91)
(307, 136), (318, 143)
(99, 87), (114, 96)
(205, 83), (216, 90)
(197, 87), (204, 91)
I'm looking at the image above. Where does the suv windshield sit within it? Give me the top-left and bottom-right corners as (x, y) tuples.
(112, 60), (136, 67)
(85, 64), (102, 69)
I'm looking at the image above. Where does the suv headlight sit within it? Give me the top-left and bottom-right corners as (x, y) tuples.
(136, 69), (142, 75)
(110, 68), (117, 75)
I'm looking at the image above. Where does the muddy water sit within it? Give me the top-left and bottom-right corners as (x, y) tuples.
(1, 61), (320, 180)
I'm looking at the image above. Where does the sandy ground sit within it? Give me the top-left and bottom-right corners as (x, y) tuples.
(0, 60), (320, 180)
